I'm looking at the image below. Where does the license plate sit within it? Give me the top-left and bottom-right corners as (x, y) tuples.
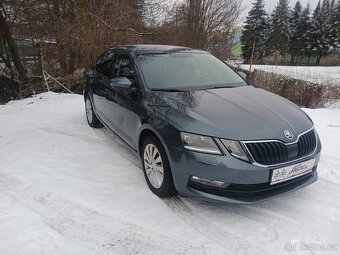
(270, 159), (315, 185)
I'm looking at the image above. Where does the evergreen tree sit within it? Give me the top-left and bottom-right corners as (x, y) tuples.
(332, 0), (340, 48)
(240, 0), (267, 63)
(289, 1), (302, 64)
(310, 0), (333, 64)
(267, 0), (290, 63)
(328, 0), (338, 50)
(262, 15), (273, 58)
(310, 1), (322, 64)
(296, 4), (313, 63)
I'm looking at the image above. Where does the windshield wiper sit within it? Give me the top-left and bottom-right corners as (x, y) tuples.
(151, 88), (186, 92)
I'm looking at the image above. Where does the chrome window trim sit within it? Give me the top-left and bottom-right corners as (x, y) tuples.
(241, 127), (318, 168)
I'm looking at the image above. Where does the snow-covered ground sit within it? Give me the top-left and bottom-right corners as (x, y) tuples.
(240, 65), (340, 86)
(0, 92), (339, 255)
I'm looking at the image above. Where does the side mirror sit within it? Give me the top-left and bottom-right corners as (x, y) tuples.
(238, 71), (247, 79)
(110, 77), (133, 89)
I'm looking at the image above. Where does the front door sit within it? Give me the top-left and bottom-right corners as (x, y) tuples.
(111, 52), (140, 149)
(92, 49), (117, 126)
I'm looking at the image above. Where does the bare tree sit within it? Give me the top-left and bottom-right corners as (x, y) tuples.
(185, 0), (243, 52)
(0, 0), (29, 83)
(0, 0), (245, 102)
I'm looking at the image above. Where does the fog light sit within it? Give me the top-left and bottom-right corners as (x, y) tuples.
(190, 176), (225, 188)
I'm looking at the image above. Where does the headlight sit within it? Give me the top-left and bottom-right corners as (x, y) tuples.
(221, 139), (249, 162)
(181, 132), (222, 155)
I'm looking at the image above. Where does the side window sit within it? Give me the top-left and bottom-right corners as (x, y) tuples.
(96, 50), (116, 78)
(113, 53), (135, 80)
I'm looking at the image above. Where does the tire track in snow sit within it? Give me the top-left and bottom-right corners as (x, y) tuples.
(211, 185), (340, 243)
(0, 173), (227, 255)
(98, 128), (142, 168)
(96, 128), (271, 254)
(319, 157), (340, 183)
(217, 202), (334, 242)
(281, 178), (340, 211)
(74, 127), (339, 250)
(164, 196), (270, 255)
(40, 127), (107, 144)
(94, 128), (280, 254)
(41, 126), (142, 168)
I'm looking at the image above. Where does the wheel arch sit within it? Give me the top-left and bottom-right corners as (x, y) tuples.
(138, 125), (179, 194)
(137, 125), (171, 159)
(83, 89), (91, 101)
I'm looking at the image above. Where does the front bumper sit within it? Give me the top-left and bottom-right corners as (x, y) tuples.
(168, 143), (321, 204)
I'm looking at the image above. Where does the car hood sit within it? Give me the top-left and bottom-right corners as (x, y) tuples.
(149, 86), (313, 142)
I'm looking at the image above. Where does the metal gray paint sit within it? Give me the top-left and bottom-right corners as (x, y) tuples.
(85, 45), (320, 203)
(150, 86), (313, 142)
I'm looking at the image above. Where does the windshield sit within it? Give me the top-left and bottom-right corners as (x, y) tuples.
(136, 51), (247, 90)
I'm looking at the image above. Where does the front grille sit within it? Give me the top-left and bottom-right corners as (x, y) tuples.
(244, 129), (317, 165)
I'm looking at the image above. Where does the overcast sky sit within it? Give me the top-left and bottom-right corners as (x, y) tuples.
(242, 0), (320, 14)
(169, 0), (321, 23)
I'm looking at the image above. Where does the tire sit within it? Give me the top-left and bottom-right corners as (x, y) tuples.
(85, 96), (103, 128)
(142, 136), (176, 198)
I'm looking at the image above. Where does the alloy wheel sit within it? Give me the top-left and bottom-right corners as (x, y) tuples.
(143, 144), (164, 189)
(85, 98), (93, 124)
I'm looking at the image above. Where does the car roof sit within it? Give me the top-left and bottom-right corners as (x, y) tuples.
(113, 44), (193, 54)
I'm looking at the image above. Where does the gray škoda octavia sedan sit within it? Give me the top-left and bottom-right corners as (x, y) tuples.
(84, 45), (321, 204)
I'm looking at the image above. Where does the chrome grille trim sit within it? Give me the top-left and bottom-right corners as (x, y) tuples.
(241, 127), (318, 167)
